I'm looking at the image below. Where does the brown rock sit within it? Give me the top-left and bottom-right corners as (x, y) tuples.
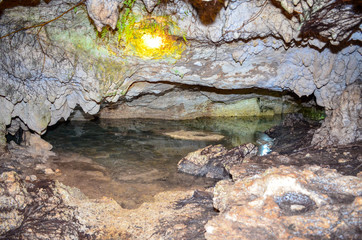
(178, 143), (257, 179)
(26, 133), (55, 158)
(164, 130), (225, 141)
(44, 168), (55, 175)
(177, 145), (229, 179)
(206, 165), (362, 240)
(85, 0), (120, 32)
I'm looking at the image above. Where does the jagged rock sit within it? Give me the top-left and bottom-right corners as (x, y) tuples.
(60, 188), (217, 239)
(0, 0), (360, 147)
(205, 165), (362, 240)
(0, 171), (27, 235)
(312, 82), (362, 146)
(142, 0), (159, 13)
(178, 143), (257, 179)
(26, 133), (55, 158)
(0, 171), (85, 239)
(275, 0), (362, 45)
(0, 169), (199, 239)
(178, 145), (229, 179)
(0, 0), (103, 134)
(1, 118), (361, 239)
(85, 0), (121, 32)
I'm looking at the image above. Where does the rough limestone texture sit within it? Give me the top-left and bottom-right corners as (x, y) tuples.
(0, 0), (103, 135)
(312, 82), (362, 146)
(0, 169), (217, 239)
(99, 87), (299, 119)
(0, 171), (83, 239)
(275, 0), (362, 45)
(0, 171), (27, 235)
(25, 133), (56, 158)
(205, 165), (362, 240)
(86, 0), (121, 32)
(0, 0), (361, 147)
(0, 122), (6, 152)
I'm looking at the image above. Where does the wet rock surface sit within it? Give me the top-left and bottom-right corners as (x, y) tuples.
(164, 130), (225, 141)
(178, 143), (257, 179)
(264, 114), (362, 176)
(0, 164), (218, 239)
(267, 113), (320, 154)
(0, 0), (361, 148)
(0, 0), (361, 238)
(275, 0), (362, 45)
(0, 115), (362, 239)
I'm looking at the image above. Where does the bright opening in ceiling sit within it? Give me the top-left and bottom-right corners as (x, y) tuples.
(117, 16), (186, 60)
(141, 34), (164, 49)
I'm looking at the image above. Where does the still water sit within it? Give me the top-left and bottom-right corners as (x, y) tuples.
(44, 116), (281, 208)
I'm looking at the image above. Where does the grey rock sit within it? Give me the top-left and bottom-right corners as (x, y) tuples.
(142, 0), (159, 13)
(0, 123), (6, 152)
(312, 82), (362, 146)
(0, 0), (360, 147)
(99, 86), (299, 119)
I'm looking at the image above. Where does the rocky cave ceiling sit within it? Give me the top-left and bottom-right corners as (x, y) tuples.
(0, 0), (361, 148)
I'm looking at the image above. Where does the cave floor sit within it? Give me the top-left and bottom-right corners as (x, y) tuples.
(0, 116), (361, 239)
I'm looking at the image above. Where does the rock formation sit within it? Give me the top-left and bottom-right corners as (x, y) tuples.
(0, 0), (361, 148)
(206, 165), (362, 240)
(312, 82), (362, 146)
(2, 155), (361, 239)
(178, 143), (257, 179)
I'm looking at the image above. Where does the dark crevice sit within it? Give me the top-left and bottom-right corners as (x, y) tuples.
(103, 81), (319, 111)
(0, 0), (51, 15)
(6, 127), (23, 145)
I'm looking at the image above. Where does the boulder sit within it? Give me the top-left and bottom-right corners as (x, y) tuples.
(178, 143), (257, 179)
(26, 133), (55, 158)
(178, 145), (229, 179)
(0, 171), (84, 239)
(205, 165), (362, 240)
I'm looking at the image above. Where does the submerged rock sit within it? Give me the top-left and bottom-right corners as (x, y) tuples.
(0, 0), (361, 148)
(1, 118), (361, 239)
(205, 165), (362, 240)
(164, 130), (225, 141)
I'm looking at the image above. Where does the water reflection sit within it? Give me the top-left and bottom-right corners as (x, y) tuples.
(44, 116), (281, 208)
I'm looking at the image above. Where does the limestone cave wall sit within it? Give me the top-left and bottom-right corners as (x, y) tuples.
(0, 0), (361, 149)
